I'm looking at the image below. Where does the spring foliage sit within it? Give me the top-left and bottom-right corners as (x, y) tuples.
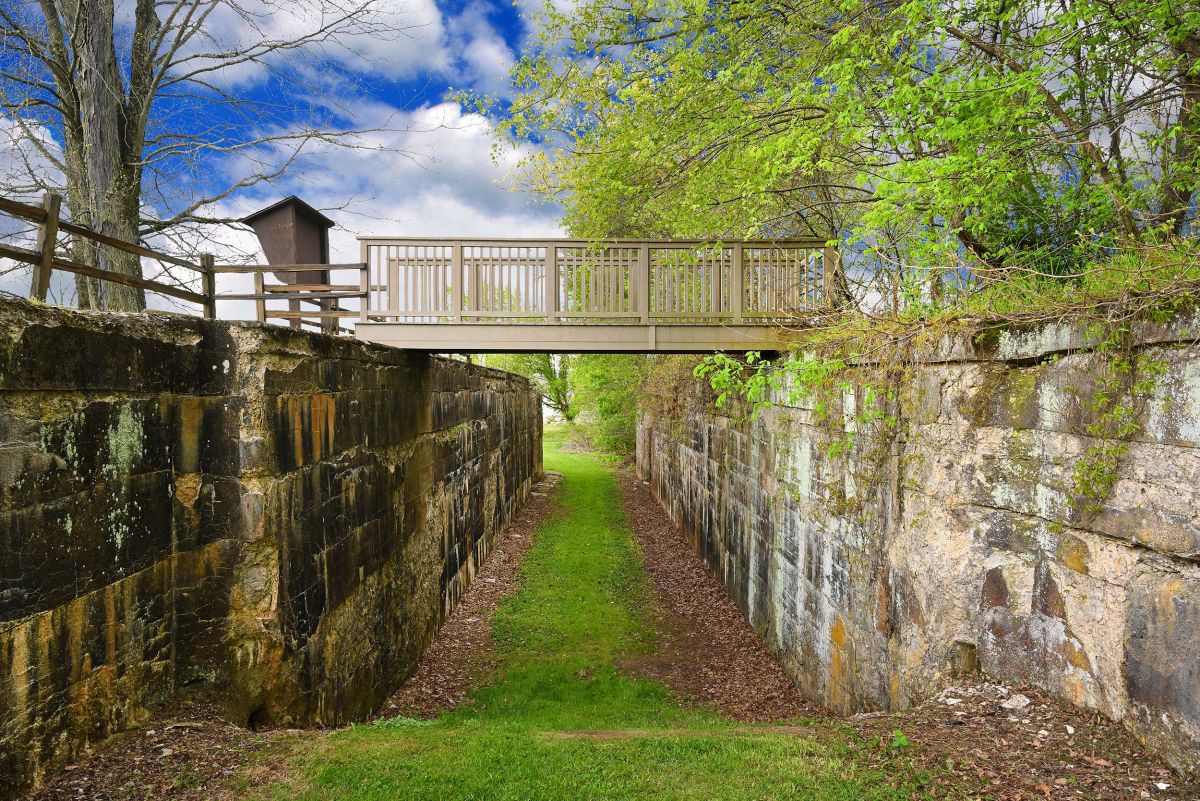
(498, 0), (1198, 283)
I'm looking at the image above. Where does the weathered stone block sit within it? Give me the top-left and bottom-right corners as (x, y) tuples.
(1126, 572), (1200, 772)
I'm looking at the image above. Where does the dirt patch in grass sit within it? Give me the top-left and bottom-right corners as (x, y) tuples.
(851, 681), (1200, 801)
(22, 695), (279, 801)
(374, 470), (563, 719)
(615, 469), (818, 724)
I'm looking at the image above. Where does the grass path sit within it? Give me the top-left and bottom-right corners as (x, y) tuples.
(248, 429), (929, 801)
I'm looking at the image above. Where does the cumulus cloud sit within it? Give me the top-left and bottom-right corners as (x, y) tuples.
(164, 0), (451, 87)
(0, 118), (66, 301)
(206, 100), (562, 321)
(176, 0), (518, 98)
(0, 118), (62, 199)
(224, 101), (561, 252)
(446, 2), (517, 96)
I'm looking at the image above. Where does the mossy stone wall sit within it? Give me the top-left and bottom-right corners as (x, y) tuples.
(638, 314), (1200, 772)
(0, 298), (541, 797)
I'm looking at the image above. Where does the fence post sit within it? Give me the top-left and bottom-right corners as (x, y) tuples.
(822, 243), (839, 309)
(468, 246), (480, 317)
(30, 192), (61, 302)
(359, 240), (370, 324)
(200, 253), (217, 319)
(253, 270), (265, 323)
(638, 244), (650, 324)
(731, 243), (744, 323)
(451, 243), (464, 322)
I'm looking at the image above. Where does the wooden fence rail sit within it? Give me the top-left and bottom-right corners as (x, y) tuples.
(209, 262), (368, 332)
(0, 193), (365, 331)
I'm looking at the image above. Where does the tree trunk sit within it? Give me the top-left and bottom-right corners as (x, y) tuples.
(69, 0), (146, 311)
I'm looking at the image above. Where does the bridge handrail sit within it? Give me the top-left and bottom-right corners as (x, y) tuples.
(358, 237), (839, 325)
(357, 236), (830, 246)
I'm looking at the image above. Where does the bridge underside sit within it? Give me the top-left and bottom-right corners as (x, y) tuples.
(354, 322), (793, 353)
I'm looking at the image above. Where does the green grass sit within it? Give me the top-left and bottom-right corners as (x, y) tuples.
(249, 425), (932, 801)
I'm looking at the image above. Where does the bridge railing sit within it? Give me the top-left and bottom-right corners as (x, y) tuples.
(358, 238), (837, 324)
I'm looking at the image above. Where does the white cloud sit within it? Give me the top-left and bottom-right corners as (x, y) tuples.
(446, 2), (517, 96)
(0, 118), (62, 199)
(227, 101), (560, 251)
(169, 0), (451, 87)
(173, 0), (518, 99)
(0, 118), (66, 302)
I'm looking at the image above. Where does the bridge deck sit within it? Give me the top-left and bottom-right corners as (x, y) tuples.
(353, 237), (836, 352)
(354, 322), (794, 353)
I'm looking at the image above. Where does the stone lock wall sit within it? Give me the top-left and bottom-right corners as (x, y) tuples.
(638, 314), (1200, 772)
(0, 298), (541, 797)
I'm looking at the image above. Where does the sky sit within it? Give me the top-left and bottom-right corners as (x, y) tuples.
(213, 0), (566, 261)
(0, 0), (567, 316)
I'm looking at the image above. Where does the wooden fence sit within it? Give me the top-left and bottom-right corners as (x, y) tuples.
(0, 194), (216, 316)
(0, 193), (362, 330)
(210, 261), (367, 332)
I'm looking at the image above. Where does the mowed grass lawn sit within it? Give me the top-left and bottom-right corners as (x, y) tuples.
(246, 428), (934, 801)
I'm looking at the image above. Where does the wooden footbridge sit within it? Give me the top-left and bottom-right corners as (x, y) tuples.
(351, 237), (837, 352)
(1, 194), (838, 354)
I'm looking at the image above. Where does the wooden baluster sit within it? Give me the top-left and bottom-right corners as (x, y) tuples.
(451, 243), (463, 322)
(732, 244), (744, 323)
(546, 244), (558, 323)
(390, 249), (401, 319)
(638, 244), (649, 323)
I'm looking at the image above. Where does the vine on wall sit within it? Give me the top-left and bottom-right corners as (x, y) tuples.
(1065, 321), (1168, 524)
(693, 308), (1177, 529)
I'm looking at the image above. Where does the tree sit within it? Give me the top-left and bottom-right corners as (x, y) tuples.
(496, 0), (1199, 297)
(0, 0), (410, 310)
(486, 352), (576, 421)
(571, 354), (646, 455)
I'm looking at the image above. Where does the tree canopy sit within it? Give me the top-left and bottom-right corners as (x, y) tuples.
(499, 0), (1199, 301)
(485, 353), (576, 421)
